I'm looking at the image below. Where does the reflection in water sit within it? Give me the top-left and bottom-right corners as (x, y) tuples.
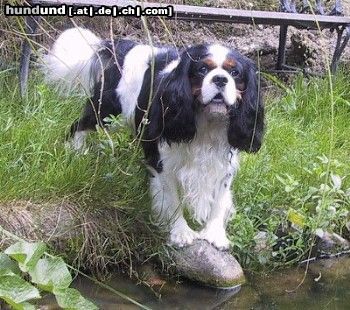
(40, 257), (350, 309)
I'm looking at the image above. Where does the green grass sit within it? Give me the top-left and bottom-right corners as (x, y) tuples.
(231, 71), (350, 268)
(0, 71), (147, 207)
(0, 69), (349, 270)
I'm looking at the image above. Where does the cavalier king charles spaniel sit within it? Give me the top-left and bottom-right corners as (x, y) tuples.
(43, 27), (264, 250)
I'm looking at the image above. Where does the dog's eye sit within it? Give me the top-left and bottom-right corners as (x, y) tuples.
(230, 68), (240, 77)
(198, 66), (208, 75)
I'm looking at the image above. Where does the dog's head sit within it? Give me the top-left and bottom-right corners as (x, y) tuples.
(154, 44), (264, 152)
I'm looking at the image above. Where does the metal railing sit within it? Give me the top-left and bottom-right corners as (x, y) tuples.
(18, 0), (350, 96)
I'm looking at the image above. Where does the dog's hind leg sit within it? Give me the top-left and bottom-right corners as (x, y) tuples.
(69, 103), (97, 150)
(68, 88), (122, 150)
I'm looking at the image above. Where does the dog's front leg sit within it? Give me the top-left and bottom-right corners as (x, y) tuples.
(199, 188), (234, 250)
(150, 173), (199, 248)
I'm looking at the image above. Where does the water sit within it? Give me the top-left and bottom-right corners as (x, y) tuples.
(41, 257), (350, 309)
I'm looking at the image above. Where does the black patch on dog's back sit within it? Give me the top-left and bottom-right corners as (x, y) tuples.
(134, 48), (179, 173)
(91, 39), (136, 114)
(70, 40), (137, 135)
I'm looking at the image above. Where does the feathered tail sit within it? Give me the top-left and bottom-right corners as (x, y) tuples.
(42, 27), (102, 95)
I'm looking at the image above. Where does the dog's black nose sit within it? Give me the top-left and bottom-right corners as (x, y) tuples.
(212, 75), (228, 88)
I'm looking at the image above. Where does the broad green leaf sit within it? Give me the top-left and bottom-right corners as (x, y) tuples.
(29, 257), (72, 291)
(0, 274), (40, 306)
(0, 253), (21, 276)
(287, 209), (306, 228)
(5, 241), (46, 272)
(53, 287), (98, 310)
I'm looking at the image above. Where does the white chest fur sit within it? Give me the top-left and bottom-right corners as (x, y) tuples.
(158, 113), (239, 224)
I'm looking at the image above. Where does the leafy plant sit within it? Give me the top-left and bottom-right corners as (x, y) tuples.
(278, 155), (350, 232)
(0, 241), (97, 310)
(269, 155), (350, 265)
(231, 71), (350, 269)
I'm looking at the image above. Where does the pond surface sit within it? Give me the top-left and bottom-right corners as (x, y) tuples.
(41, 256), (350, 309)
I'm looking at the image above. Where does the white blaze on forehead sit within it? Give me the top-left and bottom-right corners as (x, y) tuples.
(201, 45), (237, 107)
(208, 44), (230, 67)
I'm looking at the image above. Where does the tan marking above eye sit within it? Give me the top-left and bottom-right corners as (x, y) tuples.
(223, 58), (236, 70)
(202, 58), (217, 69)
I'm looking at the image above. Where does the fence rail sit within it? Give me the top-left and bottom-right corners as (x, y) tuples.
(18, 0), (350, 96)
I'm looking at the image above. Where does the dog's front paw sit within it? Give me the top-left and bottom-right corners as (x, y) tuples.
(199, 227), (230, 250)
(168, 225), (199, 248)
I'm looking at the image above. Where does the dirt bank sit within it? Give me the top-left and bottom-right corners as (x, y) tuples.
(0, 200), (163, 275)
(1, 1), (349, 74)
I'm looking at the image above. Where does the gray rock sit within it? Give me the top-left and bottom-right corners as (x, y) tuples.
(316, 230), (350, 254)
(167, 240), (245, 289)
(309, 256), (350, 280)
(253, 231), (270, 252)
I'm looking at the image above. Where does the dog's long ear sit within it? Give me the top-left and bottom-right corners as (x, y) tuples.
(152, 48), (197, 143)
(227, 60), (264, 153)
